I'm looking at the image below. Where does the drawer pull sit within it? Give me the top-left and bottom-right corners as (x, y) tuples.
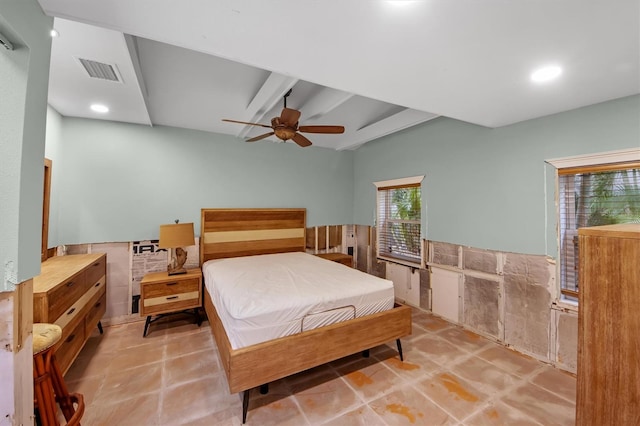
(94, 282), (101, 287)
(66, 281), (74, 288)
(95, 301), (102, 308)
(67, 308), (76, 316)
(93, 262), (100, 267)
(66, 334), (76, 343)
(166, 282), (178, 286)
(166, 296), (179, 300)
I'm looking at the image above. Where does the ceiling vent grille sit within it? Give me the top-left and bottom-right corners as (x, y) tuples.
(78, 58), (121, 82)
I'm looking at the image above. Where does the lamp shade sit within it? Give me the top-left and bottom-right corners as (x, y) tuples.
(158, 222), (195, 248)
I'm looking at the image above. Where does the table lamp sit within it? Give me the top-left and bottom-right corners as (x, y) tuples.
(158, 221), (195, 275)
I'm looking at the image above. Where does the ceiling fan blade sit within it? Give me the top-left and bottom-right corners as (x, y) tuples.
(246, 132), (274, 142)
(280, 108), (301, 127)
(298, 125), (345, 134)
(222, 118), (272, 129)
(291, 133), (312, 147)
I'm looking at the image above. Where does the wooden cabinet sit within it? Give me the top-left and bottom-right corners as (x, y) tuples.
(140, 268), (202, 336)
(33, 253), (107, 374)
(576, 223), (640, 425)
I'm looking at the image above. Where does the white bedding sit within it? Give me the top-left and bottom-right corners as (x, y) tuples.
(203, 252), (395, 349)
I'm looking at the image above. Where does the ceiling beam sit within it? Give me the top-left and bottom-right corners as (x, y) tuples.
(237, 73), (298, 138)
(298, 87), (354, 120)
(124, 34), (152, 126)
(336, 109), (440, 151)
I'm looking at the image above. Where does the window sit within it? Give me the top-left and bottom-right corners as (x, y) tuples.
(375, 176), (424, 266)
(557, 161), (640, 301)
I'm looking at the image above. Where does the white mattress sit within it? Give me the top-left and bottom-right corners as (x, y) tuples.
(203, 252), (395, 349)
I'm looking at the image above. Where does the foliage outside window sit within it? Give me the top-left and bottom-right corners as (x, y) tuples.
(558, 162), (640, 301)
(375, 176), (423, 265)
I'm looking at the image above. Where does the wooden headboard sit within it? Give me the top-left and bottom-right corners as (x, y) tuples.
(200, 208), (306, 265)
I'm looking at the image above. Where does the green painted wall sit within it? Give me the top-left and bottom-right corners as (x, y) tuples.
(353, 95), (640, 255)
(47, 117), (354, 245)
(0, 0), (52, 289)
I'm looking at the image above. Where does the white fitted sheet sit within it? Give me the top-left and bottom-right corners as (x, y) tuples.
(203, 252), (395, 349)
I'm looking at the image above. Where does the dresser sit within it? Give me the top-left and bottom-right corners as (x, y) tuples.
(576, 223), (640, 425)
(33, 253), (107, 374)
(140, 268), (202, 336)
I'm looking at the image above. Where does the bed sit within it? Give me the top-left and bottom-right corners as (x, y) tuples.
(199, 208), (412, 422)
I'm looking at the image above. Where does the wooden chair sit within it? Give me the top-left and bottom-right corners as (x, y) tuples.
(33, 323), (84, 426)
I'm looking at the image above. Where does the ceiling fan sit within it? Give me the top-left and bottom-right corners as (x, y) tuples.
(222, 89), (345, 147)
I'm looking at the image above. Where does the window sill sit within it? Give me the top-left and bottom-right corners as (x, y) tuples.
(377, 256), (422, 269)
(553, 298), (578, 313)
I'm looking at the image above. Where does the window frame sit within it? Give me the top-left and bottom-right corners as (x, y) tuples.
(374, 175), (424, 268)
(547, 148), (640, 305)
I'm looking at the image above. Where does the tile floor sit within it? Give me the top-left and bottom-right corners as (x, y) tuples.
(64, 309), (576, 425)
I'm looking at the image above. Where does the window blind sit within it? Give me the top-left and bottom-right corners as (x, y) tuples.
(558, 162), (640, 299)
(377, 183), (421, 264)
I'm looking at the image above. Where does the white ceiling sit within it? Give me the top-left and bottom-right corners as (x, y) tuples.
(41, 0), (639, 151)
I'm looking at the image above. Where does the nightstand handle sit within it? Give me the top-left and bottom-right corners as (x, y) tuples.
(166, 296), (179, 300)
(166, 282), (178, 286)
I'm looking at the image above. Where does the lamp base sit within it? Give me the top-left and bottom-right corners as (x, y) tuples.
(167, 267), (187, 276)
(167, 247), (188, 276)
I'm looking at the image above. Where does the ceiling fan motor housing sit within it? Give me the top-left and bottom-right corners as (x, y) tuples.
(271, 117), (297, 141)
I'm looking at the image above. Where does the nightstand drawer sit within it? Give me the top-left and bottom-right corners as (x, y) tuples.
(141, 277), (200, 315)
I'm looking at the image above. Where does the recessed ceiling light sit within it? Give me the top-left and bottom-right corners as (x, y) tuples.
(50, 29), (59, 38)
(531, 65), (563, 83)
(90, 104), (109, 113)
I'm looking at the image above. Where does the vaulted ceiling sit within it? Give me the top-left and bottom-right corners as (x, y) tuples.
(40, 0), (639, 150)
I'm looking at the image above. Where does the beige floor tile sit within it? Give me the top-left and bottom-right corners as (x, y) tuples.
(380, 352), (439, 383)
(449, 356), (521, 395)
(436, 326), (496, 353)
(246, 395), (309, 426)
(465, 402), (543, 426)
(530, 366), (576, 402)
(412, 312), (454, 332)
(65, 375), (104, 408)
(163, 348), (220, 388)
(290, 370), (361, 424)
(164, 330), (214, 359)
(369, 387), (455, 425)
(95, 362), (162, 404)
(82, 392), (161, 426)
(414, 372), (488, 421)
(410, 334), (470, 366)
(321, 404), (387, 426)
(106, 341), (164, 373)
(161, 374), (240, 425)
(338, 358), (403, 402)
(476, 346), (542, 377)
(501, 383), (576, 426)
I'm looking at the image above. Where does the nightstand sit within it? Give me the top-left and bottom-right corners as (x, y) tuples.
(315, 253), (353, 267)
(140, 268), (202, 337)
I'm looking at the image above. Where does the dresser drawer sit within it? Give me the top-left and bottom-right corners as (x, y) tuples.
(55, 319), (85, 375)
(85, 291), (107, 337)
(85, 256), (106, 291)
(47, 271), (86, 321)
(141, 278), (200, 315)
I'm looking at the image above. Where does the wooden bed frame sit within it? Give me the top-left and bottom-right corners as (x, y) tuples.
(199, 208), (412, 422)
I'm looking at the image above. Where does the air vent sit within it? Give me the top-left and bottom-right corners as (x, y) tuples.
(77, 58), (121, 82)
